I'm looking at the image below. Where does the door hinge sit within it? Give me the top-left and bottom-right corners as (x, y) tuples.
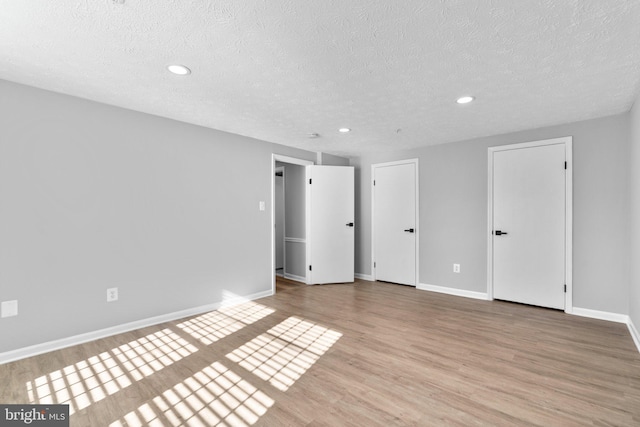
(374, 262), (376, 268)
(373, 180), (376, 186)
(564, 161), (567, 170)
(309, 265), (312, 271)
(564, 284), (567, 293)
(309, 178), (312, 184)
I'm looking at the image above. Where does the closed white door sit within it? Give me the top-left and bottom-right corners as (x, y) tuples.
(373, 161), (417, 286)
(492, 143), (567, 309)
(307, 166), (354, 284)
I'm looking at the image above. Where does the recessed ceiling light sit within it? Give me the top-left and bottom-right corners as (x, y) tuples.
(167, 65), (191, 75)
(456, 96), (475, 104)
(338, 128), (351, 133)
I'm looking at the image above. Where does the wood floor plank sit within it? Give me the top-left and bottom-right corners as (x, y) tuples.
(2, 278), (639, 426)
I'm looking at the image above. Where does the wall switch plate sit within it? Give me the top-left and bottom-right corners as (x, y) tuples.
(107, 288), (118, 302)
(259, 201), (266, 211)
(1, 300), (18, 318)
(453, 264), (461, 273)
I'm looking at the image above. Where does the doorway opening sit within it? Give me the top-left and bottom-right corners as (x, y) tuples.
(274, 166), (285, 278)
(271, 154), (314, 294)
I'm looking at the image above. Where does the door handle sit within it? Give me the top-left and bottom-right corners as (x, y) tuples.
(494, 230), (508, 235)
(346, 222), (354, 227)
(404, 228), (415, 233)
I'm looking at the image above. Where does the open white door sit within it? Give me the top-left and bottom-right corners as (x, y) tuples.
(307, 165), (354, 284)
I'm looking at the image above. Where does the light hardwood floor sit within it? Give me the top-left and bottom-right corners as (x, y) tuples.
(2, 278), (640, 426)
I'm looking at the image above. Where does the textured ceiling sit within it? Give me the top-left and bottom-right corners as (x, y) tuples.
(1, 1), (640, 157)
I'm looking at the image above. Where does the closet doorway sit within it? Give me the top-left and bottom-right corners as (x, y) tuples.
(272, 155), (313, 294)
(271, 154), (356, 293)
(274, 166), (285, 277)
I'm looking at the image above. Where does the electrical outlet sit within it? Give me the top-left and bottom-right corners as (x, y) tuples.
(1, 300), (18, 318)
(453, 264), (461, 273)
(107, 288), (118, 302)
(259, 201), (266, 211)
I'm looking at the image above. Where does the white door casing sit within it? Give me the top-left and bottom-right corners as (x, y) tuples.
(487, 137), (572, 311)
(307, 165), (355, 284)
(372, 159), (419, 286)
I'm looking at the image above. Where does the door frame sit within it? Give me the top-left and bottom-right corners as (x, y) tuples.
(487, 137), (573, 313)
(271, 154), (314, 294)
(371, 158), (420, 285)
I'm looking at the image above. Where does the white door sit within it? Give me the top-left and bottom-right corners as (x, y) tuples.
(307, 165), (354, 284)
(491, 142), (567, 309)
(373, 160), (417, 286)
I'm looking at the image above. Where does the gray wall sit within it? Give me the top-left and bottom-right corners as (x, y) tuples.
(630, 95), (640, 329)
(353, 114), (630, 314)
(283, 164), (306, 239)
(0, 80), (318, 353)
(320, 152), (351, 166)
(0, 76), (632, 356)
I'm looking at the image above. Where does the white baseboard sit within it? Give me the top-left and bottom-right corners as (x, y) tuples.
(284, 273), (307, 283)
(571, 308), (640, 354)
(417, 283), (489, 300)
(571, 307), (629, 324)
(355, 273), (374, 281)
(627, 318), (640, 353)
(0, 289), (273, 365)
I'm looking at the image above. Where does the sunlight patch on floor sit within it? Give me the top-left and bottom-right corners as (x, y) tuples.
(177, 301), (275, 345)
(108, 361), (273, 427)
(226, 316), (342, 391)
(26, 329), (197, 415)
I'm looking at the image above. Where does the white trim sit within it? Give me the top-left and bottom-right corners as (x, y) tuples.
(272, 154), (315, 292)
(283, 273), (307, 283)
(274, 154), (314, 167)
(371, 158), (419, 286)
(628, 319), (640, 353)
(0, 289), (273, 365)
(565, 141), (573, 313)
(571, 307), (629, 324)
(418, 283), (489, 300)
(487, 137), (573, 312)
(355, 273), (374, 281)
(306, 166), (312, 284)
(284, 237), (306, 244)
(487, 148), (493, 300)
